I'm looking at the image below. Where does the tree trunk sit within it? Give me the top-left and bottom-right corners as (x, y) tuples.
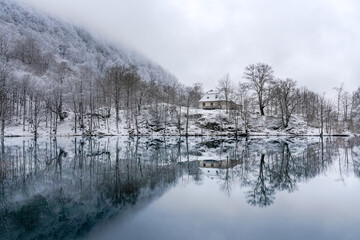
(1, 115), (4, 137)
(33, 96), (38, 138)
(178, 105), (181, 135)
(260, 105), (265, 115)
(115, 100), (119, 133)
(185, 98), (189, 137)
(22, 93), (26, 132)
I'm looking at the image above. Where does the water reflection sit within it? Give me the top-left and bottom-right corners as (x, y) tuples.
(0, 136), (359, 239)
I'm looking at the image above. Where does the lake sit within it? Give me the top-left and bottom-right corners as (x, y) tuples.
(1, 136), (360, 240)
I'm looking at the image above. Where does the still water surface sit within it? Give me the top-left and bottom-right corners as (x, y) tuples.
(0, 137), (360, 240)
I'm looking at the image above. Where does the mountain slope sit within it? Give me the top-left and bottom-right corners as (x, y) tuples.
(0, 0), (177, 84)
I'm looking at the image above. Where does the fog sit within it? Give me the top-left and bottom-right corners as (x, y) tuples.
(21, 0), (360, 95)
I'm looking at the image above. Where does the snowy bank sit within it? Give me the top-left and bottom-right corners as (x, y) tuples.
(3, 105), (354, 137)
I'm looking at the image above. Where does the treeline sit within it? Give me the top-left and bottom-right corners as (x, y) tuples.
(220, 62), (360, 135)
(0, 33), (203, 136)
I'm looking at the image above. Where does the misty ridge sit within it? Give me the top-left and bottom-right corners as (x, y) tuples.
(0, 0), (360, 137)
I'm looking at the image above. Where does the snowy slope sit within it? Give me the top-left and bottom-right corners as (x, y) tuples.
(0, 0), (177, 84)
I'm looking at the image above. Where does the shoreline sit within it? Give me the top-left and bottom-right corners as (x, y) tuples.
(1, 133), (355, 138)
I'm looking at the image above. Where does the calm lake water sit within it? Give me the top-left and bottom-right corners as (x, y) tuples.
(0, 136), (360, 240)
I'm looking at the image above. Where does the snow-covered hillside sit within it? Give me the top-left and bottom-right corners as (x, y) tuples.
(0, 0), (177, 84)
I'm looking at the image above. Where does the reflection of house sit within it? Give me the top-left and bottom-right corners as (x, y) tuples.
(198, 90), (237, 110)
(199, 159), (241, 169)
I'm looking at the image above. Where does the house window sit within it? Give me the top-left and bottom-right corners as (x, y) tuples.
(203, 103), (205, 106)
(211, 164), (214, 167)
(211, 102), (213, 106)
(207, 97), (209, 99)
(203, 163), (206, 167)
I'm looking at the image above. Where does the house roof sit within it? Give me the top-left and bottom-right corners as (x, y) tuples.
(198, 90), (226, 102)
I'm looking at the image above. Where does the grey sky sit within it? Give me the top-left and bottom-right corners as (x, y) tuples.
(21, 0), (360, 95)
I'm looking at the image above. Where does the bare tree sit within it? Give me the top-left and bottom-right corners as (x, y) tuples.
(0, 64), (9, 136)
(175, 84), (186, 135)
(185, 85), (200, 136)
(351, 87), (360, 131)
(189, 82), (203, 108)
(55, 61), (71, 121)
(31, 91), (42, 138)
(122, 66), (140, 130)
(105, 65), (137, 133)
(217, 74), (232, 114)
(324, 99), (335, 134)
(237, 82), (252, 134)
(274, 78), (299, 128)
(243, 63), (274, 115)
(333, 83), (344, 121)
(20, 75), (30, 132)
(342, 91), (351, 122)
(319, 94), (326, 137)
(0, 33), (10, 62)
(106, 66), (122, 133)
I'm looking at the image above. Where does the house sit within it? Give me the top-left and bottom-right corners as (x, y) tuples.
(199, 159), (242, 169)
(198, 90), (237, 110)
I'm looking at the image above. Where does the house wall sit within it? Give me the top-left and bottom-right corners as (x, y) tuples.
(199, 101), (221, 109)
(199, 101), (229, 110)
(199, 159), (242, 169)
(220, 102), (226, 110)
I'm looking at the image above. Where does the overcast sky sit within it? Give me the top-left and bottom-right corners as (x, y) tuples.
(21, 0), (360, 95)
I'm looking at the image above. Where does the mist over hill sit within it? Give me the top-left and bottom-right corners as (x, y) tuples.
(0, 0), (178, 84)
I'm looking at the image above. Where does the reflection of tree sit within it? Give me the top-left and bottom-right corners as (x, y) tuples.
(229, 138), (360, 208)
(352, 138), (360, 177)
(243, 141), (329, 207)
(217, 157), (233, 197)
(179, 137), (203, 186)
(0, 138), (5, 184)
(1, 136), (360, 239)
(352, 156), (360, 178)
(193, 137), (360, 207)
(246, 154), (274, 207)
(270, 143), (297, 193)
(0, 137), (182, 240)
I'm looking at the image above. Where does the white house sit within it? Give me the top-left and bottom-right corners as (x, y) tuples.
(198, 90), (237, 110)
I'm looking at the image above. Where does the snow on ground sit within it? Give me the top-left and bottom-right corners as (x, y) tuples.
(3, 104), (353, 137)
